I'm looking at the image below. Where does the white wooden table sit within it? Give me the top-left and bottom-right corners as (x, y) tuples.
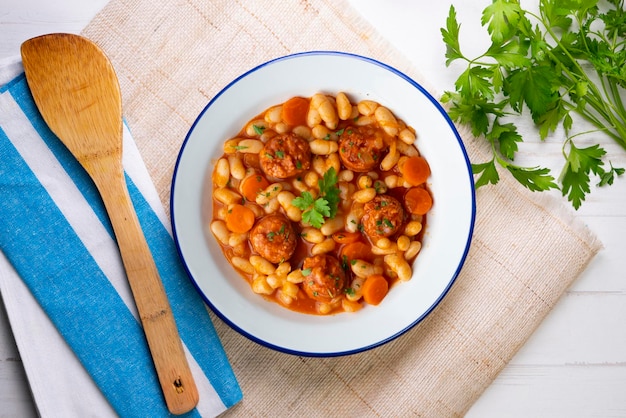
(1, 1), (625, 416)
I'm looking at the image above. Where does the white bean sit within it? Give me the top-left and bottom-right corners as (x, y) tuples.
(318, 99), (338, 129)
(252, 275), (273, 295)
(354, 115), (375, 126)
(309, 139), (338, 155)
(397, 141), (419, 157)
(282, 281), (299, 299)
(399, 128), (417, 145)
(384, 175), (401, 189)
(312, 124), (335, 140)
(375, 106), (399, 137)
(397, 235), (411, 252)
(352, 188), (377, 204)
(256, 183), (283, 205)
(277, 291), (294, 305)
(307, 108), (322, 128)
(380, 140), (400, 171)
(287, 269), (305, 284)
(304, 171), (319, 188)
(212, 158), (230, 188)
(277, 191), (302, 222)
(320, 216), (345, 236)
(371, 243), (399, 256)
(232, 256), (255, 275)
(357, 100), (379, 116)
(357, 175), (373, 190)
(262, 198), (280, 214)
(404, 241), (422, 260)
(246, 119), (268, 137)
(236, 139), (264, 154)
(250, 255), (276, 275)
(338, 169), (354, 182)
(213, 188), (242, 205)
(266, 274), (284, 289)
(311, 238), (336, 255)
(350, 259), (383, 278)
(228, 232), (248, 248)
(336, 92), (353, 120)
(346, 276), (365, 302)
(275, 262), (291, 278)
(223, 139), (240, 154)
(292, 125), (312, 140)
(385, 254), (412, 282)
(228, 154), (246, 180)
(301, 227), (325, 244)
(404, 221), (423, 237)
(210, 220), (230, 245)
(265, 105), (283, 124)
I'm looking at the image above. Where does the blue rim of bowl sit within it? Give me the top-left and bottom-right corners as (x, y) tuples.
(171, 50), (476, 357)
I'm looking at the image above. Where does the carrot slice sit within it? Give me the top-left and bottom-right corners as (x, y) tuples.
(281, 97), (309, 126)
(404, 187), (433, 215)
(331, 231), (361, 244)
(340, 241), (373, 263)
(225, 204), (256, 233)
(402, 155), (430, 186)
(239, 173), (269, 202)
(361, 274), (389, 305)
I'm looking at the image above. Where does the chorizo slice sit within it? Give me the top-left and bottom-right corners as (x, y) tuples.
(338, 126), (386, 172)
(259, 133), (311, 179)
(249, 214), (297, 263)
(302, 254), (347, 303)
(361, 194), (405, 243)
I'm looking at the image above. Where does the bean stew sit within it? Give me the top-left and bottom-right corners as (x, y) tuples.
(207, 92), (433, 315)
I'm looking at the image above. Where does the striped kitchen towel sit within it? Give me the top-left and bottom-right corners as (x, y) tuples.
(0, 57), (242, 417)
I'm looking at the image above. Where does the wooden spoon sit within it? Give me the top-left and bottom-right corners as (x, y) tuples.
(21, 33), (199, 415)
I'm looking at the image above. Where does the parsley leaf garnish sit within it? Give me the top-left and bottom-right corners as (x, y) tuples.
(292, 167), (340, 228)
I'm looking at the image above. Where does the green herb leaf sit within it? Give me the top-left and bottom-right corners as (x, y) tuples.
(291, 167), (340, 228)
(561, 141), (608, 209)
(481, 0), (523, 43)
(440, 0), (626, 209)
(441, 5), (464, 65)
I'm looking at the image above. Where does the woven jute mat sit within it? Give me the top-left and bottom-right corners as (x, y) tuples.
(82, 1), (601, 416)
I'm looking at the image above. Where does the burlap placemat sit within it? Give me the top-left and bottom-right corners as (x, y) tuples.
(82, 0), (602, 416)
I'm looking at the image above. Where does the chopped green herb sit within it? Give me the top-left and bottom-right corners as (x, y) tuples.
(253, 125), (266, 135)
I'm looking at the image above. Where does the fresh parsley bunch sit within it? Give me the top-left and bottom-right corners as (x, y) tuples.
(441, 0), (625, 208)
(292, 167), (341, 228)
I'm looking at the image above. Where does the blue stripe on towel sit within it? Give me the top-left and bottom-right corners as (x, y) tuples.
(0, 77), (242, 415)
(0, 127), (185, 418)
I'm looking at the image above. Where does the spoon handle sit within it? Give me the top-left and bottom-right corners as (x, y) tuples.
(93, 159), (199, 415)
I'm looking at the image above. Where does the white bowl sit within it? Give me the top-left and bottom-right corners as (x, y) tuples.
(171, 51), (475, 356)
